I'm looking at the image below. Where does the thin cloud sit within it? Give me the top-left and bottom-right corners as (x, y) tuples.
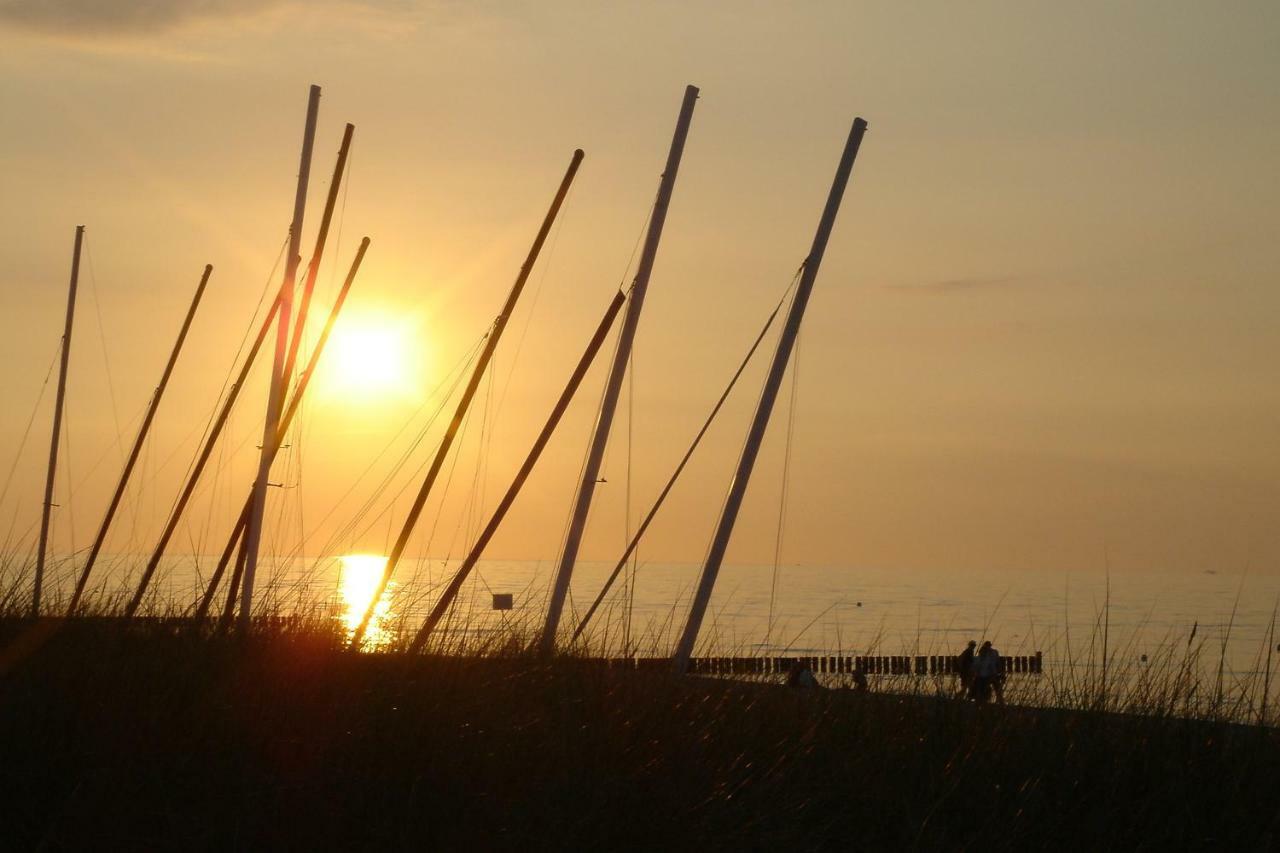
(0, 0), (417, 38)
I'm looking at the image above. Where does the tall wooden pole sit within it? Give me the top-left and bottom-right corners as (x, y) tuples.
(240, 84), (321, 632)
(348, 149), (586, 648)
(200, 123), (354, 622)
(68, 264), (212, 614)
(539, 85), (699, 655)
(32, 224), (83, 617)
(195, 237), (369, 621)
(407, 290), (627, 654)
(671, 118), (869, 673)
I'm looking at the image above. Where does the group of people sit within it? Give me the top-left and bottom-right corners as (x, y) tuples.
(782, 641), (1004, 702)
(956, 639), (1004, 704)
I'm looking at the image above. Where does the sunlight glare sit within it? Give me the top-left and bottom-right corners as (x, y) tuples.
(321, 311), (422, 402)
(338, 554), (395, 649)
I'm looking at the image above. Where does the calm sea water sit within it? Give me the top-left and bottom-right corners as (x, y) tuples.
(54, 555), (1280, 678)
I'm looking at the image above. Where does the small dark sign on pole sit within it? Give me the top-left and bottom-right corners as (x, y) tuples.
(492, 593), (513, 611)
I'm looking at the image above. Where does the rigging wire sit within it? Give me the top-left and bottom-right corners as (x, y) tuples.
(549, 310), (626, 613)
(687, 265), (806, 653)
(572, 264), (804, 644)
(561, 185), (659, 634)
(165, 231), (290, 513)
(465, 366), (494, 548)
(321, 336), (484, 553)
(147, 233), (288, 574)
(137, 232), (287, 604)
(464, 364), (499, 600)
(420, 371), (483, 568)
(269, 332), (488, 602)
(276, 146), (354, 609)
(623, 347), (637, 654)
(66, 400), (148, 498)
(0, 341), (60, 528)
(492, 173), (575, 420)
(81, 237), (124, 457)
(765, 326), (801, 648)
(427, 381), (490, 624)
(546, 200), (654, 620)
(59, 393), (78, 590)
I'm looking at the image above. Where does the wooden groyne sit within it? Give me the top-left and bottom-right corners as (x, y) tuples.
(587, 653), (1044, 677)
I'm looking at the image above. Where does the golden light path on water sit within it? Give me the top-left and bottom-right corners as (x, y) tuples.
(338, 554), (395, 649)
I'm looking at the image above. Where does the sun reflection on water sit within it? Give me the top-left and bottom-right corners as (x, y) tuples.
(338, 554), (395, 650)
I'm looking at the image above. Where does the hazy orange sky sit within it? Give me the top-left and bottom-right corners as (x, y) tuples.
(1, 1), (1277, 579)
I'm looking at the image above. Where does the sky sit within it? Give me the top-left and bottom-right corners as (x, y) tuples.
(0, 0), (1277, 583)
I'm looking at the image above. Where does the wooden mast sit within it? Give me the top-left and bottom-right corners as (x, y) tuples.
(32, 224), (83, 617)
(196, 237), (370, 621)
(671, 118), (869, 674)
(200, 123), (354, 620)
(239, 84), (321, 632)
(347, 149), (586, 648)
(407, 290), (627, 654)
(68, 264), (212, 615)
(282, 123), (354, 395)
(539, 85), (699, 656)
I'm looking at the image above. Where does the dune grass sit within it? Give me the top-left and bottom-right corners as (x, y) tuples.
(1, 610), (1278, 850)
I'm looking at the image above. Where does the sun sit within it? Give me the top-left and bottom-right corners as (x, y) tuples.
(319, 311), (421, 401)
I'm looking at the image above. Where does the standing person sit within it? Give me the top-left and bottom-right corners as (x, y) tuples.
(973, 641), (1004, 705)
(987, 641), (1006, 704)
(956, 640), (977, 697)
(852, 660), (869, 693)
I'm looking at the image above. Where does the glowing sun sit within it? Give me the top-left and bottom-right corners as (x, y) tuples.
(320, 312), (420, 400)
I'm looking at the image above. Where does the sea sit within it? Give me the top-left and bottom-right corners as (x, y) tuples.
(50, 554), (1280, 683)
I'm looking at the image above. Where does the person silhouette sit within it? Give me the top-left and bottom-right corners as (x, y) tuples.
(973, 641), (1004, 704)
(957, 640), (977, 697)
(786, 659), (820, 689)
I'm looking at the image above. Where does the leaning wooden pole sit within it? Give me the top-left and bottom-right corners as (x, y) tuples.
(32, 224), (83, 617)
(197, 237), (370, 621)
(407, 290), (627, 654)
(240, 83), (321, 632)
(281, 122), (354, 406)
(671, 118), (869, 674)
(539, 84), (699, 656)
(197, 507), (245, 620)
(68, 264), (212, 615)
(124, 286), (285, 617)
(348, 149), (586, 648)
